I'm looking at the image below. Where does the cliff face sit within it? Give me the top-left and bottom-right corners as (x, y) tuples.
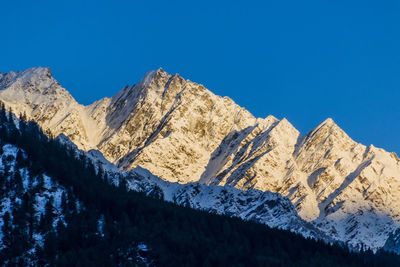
(1, 66), (400, 250)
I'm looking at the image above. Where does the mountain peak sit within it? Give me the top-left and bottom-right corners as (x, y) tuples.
(309, 117), (341, 135)
(17, 66), (53, 83)
(155, 67), (166, 74)
(136, 68), (174, 90)
(304, 117), (354, 147)
(0, 66), (51, 89)
(139, 70), (158, 88)
(1, 66), (58, 95)
(24, 66), (52, 75)
(322, 117), (335, 125)
(314, 118), (339, 130)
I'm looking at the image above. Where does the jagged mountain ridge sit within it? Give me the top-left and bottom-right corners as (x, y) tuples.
(1, 67), (400, 251)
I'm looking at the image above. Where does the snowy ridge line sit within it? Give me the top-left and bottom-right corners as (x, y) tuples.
(55, 133), (330, 243)
(1, 67), (400, 251)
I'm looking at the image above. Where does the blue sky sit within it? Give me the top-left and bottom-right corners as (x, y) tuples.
(1, 1), (400, 153)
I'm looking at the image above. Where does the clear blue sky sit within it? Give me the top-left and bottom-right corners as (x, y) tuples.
(1, 1), (400, 153)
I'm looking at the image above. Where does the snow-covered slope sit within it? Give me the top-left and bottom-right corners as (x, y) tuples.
(1, 66), (400, 251)
(0, 142), (81, 263)
(0, 68), (102, 150)
(122, 166), (326, 241)
(54, 130), (321, 240)
(0, 138), (153, 264)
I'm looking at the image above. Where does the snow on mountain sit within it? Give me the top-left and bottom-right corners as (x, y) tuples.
(0, 67), (112, 151)
(77, 145), (324, 241)
(0, 142), (68, 256)
(0, 137), (153, 264)
(1, 66), (400, 251)
(125, 166), (328, 241)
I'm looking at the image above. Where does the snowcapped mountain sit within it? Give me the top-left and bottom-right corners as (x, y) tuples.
(1, 66), (400, 251)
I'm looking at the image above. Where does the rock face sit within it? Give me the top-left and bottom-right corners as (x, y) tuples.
(1, 66), (400, 251)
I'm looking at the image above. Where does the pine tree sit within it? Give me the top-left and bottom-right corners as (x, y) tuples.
(0, 171), (5, 194)
(43, 197), (55, 232)
(0, 101), (6, 123)
(11, 202), (31, 258)
(119, 178), (129, 193)
(36, 174), (45, 190)
(16, 149), (26, 169)
(61, 192), (68, 213)
(35, 244), (45, 265)
(22, 192), (36, 240)
(13, 170), (23, 193)
(1, 212), (13, 253)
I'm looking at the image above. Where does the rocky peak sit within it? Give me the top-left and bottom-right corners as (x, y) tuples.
(304, 118), (350, 143)
(0, 66), (75, 106)
(1, 67), (52, 89)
